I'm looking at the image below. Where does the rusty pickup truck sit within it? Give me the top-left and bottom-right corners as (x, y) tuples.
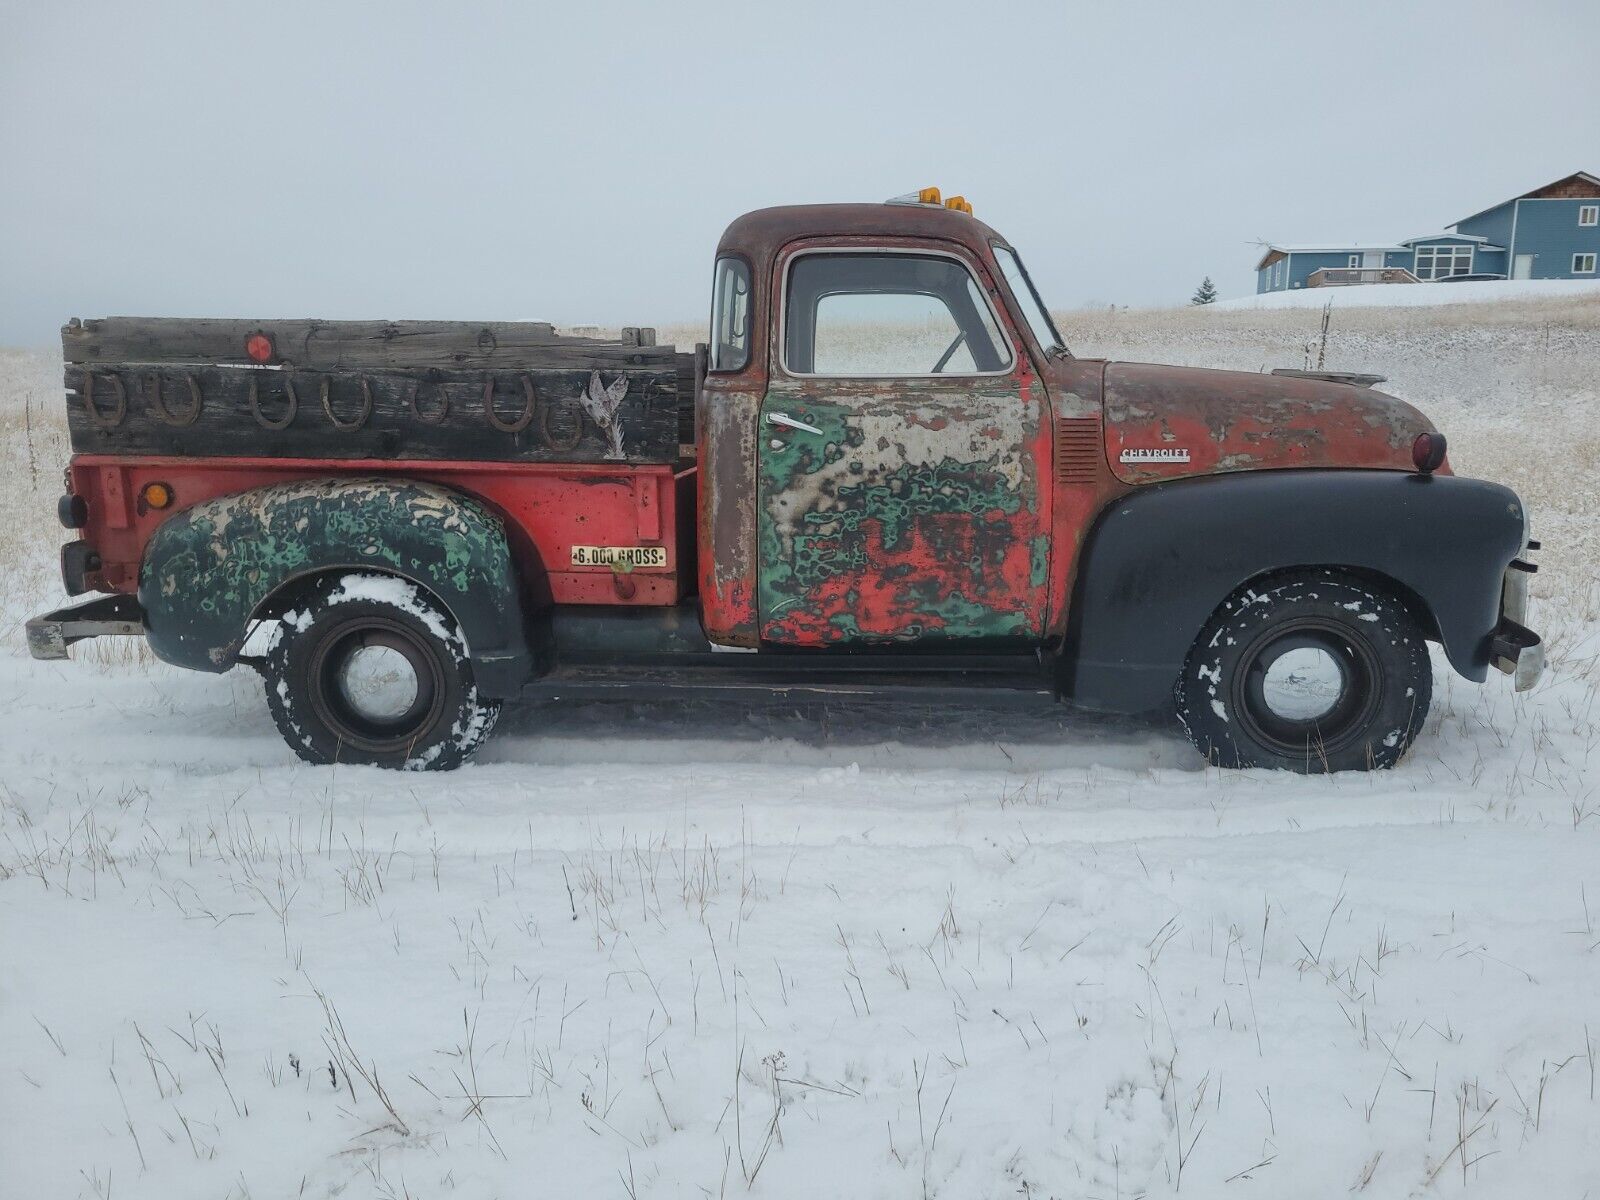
(29, 189), (1543, 771)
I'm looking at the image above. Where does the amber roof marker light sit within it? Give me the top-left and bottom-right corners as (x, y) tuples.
(884, 187), (973, 215)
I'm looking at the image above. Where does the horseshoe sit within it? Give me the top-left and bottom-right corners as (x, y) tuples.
(147, 372), (203, 426)
(409, 380), (450, 424)
(250, 374), (297, 430)
(539, 399), (584, 451)
(485, 374), (536, 434)
(320, 377), (372, 432)
(83, 372), (127, 429)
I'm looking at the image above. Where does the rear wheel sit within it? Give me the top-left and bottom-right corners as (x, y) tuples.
(1175, 571), (1431, 772)
(262, 573), (500, 769)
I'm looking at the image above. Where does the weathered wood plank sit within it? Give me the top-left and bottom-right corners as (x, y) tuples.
(62, 317), (675, 372)
(62, 364), (684, 464)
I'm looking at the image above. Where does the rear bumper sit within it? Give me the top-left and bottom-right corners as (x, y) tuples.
(26, 594), (145, 661)
(1491, 553), (1542, 691)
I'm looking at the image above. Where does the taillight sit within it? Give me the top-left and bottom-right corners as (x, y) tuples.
(245, 332), (275, 363)
(1412, 432), (1447, 474)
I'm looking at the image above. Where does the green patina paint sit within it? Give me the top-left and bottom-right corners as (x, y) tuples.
(818, 458), (1022, 543)
(756, 389), (1042, 642)
(1030, 534), (1051, 589)
(786, 456), (1022, 593)
(140, 478), (514, 671)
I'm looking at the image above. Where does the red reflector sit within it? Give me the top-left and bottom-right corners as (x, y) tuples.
(245, 333), (274, 363)
(1412, 431), (1447, 474)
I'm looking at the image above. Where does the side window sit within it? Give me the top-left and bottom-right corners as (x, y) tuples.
(709, 257), (751, 371)
(783, 252), (1011, 377)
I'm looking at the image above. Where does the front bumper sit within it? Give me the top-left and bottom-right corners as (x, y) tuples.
(26, 594), (146, 661)
(1491, 552), (1542, 691)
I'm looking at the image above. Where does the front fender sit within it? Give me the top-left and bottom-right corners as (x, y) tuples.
(138, 478), (530, 696)
(1060, 470), (1526, 713)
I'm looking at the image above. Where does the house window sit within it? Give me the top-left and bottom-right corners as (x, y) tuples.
(1575, 253), (1598, 275)
(1580, 205), (1598, 227)
(1347, 255), (1360, 268)
(1414, 243), (1474, 280)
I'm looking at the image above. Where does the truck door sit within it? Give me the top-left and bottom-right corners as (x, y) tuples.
(757, 243), (1052, 645)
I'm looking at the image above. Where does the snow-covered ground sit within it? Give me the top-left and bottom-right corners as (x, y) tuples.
(2, 294), (1599, 1199)
(1211, 277), (1600, 311)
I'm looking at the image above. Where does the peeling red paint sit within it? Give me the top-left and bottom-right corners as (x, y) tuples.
(762, 503), (1042, 642)
(71, 454), (683, 608)
(1104, 363), (1433, 484)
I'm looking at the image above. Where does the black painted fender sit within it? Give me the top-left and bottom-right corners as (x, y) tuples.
(138, 478), (532, 697)
(1059, 470), (1527, 714)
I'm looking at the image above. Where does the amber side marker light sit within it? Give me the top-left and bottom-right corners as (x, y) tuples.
(142, 482), (174, 509)
(245, 332), (275, 363)
(1412, 432), (1447, 474)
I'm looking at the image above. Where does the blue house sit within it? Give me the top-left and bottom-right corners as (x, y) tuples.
(1256, 171), (1600, 292)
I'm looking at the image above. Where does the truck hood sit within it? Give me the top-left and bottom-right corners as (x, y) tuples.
(1101, 361), (1436, 485)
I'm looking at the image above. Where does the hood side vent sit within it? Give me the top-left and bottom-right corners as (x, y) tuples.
(1054, 417), (1102, 485)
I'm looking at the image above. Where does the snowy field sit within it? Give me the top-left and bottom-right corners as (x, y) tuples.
(2, 294), (1599, 1198)
(1211, 277), (1600, 311)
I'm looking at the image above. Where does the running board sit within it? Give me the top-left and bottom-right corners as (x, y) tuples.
(521, 602), (1060, 704)
(519, 660), (1059, 706)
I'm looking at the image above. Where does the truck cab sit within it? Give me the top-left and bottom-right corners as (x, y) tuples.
(29, 190), (1543, 773)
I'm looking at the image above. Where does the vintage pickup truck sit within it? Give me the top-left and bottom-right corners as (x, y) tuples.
(29, 189), (1542, 772)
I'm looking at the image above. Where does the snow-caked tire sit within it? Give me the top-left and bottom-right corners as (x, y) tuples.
(1175, 570), (1431, 773)
(262, 573), (500, 770)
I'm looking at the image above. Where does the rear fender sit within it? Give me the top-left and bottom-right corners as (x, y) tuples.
(1060, 470), (1526, 713)
(138, 477), (530, 695)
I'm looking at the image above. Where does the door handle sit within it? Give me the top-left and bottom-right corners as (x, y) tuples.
(767, 411), (823, 435)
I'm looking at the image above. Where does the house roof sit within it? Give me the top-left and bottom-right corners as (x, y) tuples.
(1452, 171), (1600, 227)
(1400, 234), (1507, 250)
(1254, 243), (1406, 270)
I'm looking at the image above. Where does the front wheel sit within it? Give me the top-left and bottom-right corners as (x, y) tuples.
(262, 573), (500, 769)
(1175, 571), (1432, 772)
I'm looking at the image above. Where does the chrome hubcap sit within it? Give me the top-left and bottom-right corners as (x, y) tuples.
(337, 644), (420, 723)
(1260, 645), (1344, 722)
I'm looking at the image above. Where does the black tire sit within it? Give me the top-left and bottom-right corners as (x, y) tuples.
(262, 573), (500, 769)
(1175, 570), (1432, 772)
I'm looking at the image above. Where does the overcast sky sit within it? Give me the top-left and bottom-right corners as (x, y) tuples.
(2, 0), (1596, 344)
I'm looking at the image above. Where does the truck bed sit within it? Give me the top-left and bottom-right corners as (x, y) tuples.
(61, 317), (699, 465)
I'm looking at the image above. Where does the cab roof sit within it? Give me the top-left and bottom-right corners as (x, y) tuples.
(715, 203), (1009, 264)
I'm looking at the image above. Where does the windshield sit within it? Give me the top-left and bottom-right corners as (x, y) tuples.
(992, 245), (1067, 356)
